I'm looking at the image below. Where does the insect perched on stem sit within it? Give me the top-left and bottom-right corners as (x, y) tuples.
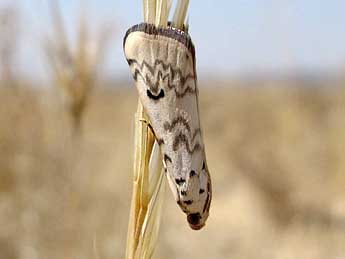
(124, 0), (212, 231)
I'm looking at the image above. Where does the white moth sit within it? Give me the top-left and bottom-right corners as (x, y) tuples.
(124, 23), (212, 230)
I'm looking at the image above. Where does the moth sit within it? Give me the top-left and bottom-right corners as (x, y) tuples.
(124, 23), (212, 230)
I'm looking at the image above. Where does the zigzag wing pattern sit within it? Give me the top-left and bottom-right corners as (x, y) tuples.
(127, 59), (197, 98)
(163, 116), (202, 154)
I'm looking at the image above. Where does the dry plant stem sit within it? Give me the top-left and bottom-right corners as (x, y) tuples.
(126, 1), (190, 258)
(126, 101), (165, 259)
(172, 0), (189, 29)
(137, 141), (165, 259)
(155, 0), (168, 26)
(143, 0), (156, 24)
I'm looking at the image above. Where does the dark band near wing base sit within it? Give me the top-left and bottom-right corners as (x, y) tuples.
(123, 23), (196, 64)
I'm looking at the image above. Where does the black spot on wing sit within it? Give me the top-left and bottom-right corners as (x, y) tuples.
(190, 170), (196, 177)
(127, 58), (196, 99)
(199, 189), (205, 194)
(184, 200), (193, 205)
(202, 161), (206, 170)
(181, 190), (187, 196)
(147, 89), (165, 100)
(175, 178), (186, 185)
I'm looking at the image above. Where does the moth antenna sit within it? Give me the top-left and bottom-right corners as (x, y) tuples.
(172, 0), (189, 30)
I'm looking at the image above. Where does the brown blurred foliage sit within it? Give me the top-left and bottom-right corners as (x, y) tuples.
(44, 1), (112, 134)
(0, 5), (19, 87)
(0, 80), (345, 259)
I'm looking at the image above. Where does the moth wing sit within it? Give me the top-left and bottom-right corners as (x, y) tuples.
(124, 25), (202, 168)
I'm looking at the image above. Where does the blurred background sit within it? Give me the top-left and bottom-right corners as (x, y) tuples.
(1, 0), (345, 259)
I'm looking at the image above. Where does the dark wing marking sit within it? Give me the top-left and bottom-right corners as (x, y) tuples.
(164, 154), (172, 164)
(128, 59), (196, 98)
(145, 71), (169, 92)
(175, 178), (186, 185)
(184, 200), (193, 205)
(173, 132), (201, 154)
(203, 193), (211, 213)
(147, 89), (165, 100)
(203, 181), (212, 213)
(157, 138), (164, 146)
(164, 116), (191, 134)
(164, 116), (201, 143)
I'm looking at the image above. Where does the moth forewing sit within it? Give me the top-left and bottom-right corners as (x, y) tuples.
(124, 23), (212, 230)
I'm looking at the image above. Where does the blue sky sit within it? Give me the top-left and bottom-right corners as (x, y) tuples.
(3, 0), (345, 80)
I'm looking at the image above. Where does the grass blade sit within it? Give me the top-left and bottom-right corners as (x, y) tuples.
(125, 101), (165, 259)
(172, 0), (189, 29)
